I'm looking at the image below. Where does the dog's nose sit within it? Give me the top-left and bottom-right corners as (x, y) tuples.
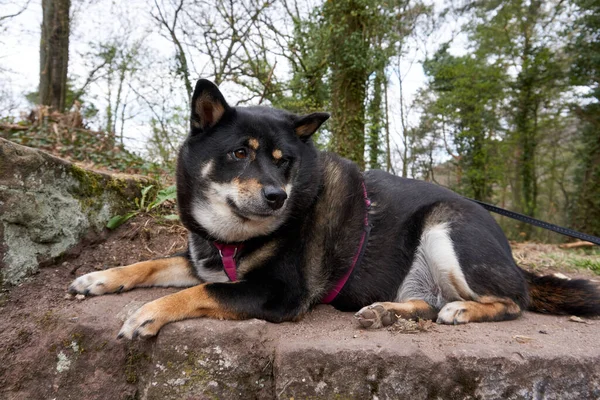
(262, 186), (287, 210)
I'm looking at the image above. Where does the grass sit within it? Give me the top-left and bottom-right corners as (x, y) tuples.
(570, 258), (600, 274)
(511, 243), (600, 276)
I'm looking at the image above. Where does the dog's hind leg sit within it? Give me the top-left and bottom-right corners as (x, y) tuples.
(436, 296), (521, 325)
(356, 219), (510, 329)
(355, 300), (438, 329)
(69, 256), (200, 296)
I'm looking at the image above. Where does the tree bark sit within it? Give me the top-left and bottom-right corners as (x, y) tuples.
(326, 0), (369, 170)
(39, 0), (71, 113)
(367, 70), (384, 170)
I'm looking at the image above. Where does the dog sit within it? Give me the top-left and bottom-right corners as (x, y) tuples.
(69, 79), (600, 339)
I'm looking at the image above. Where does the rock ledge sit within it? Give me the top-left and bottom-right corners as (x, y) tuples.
(5, 285), (598, 400)
(0, 138), (154, 284)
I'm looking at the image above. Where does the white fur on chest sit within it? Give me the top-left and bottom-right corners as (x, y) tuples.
(188, 236), (229, 283)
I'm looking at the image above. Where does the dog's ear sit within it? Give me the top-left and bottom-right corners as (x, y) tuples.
(294, 112), (330, 141)
(190, 79), (230, 133)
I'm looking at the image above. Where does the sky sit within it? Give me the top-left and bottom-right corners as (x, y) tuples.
(0, 0), (466, 165)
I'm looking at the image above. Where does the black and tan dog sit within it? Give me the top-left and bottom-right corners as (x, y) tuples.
(69, 79), (600, 339)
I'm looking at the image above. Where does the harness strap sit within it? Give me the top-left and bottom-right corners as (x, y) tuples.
(321, 181), (372, 304)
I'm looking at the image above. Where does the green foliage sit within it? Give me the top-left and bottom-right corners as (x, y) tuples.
(151, 185), (178, 210)
(271, 0), (425, 166)
(569, 0), (600, 237)
(571, 105), (600, 236)
(322, 0), (404, 168)
(106, 212), (138, 230)
(467, 0), (567, 224)
(414, 0), (589, 241)
(419, 45), (506, 200)
(107, 184), (178, 230)
(571, 258), (600, 275)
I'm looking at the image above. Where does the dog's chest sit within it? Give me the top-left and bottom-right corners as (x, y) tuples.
(192, 257), (230, 283)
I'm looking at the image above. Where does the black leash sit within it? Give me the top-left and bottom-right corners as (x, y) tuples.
(468, 198), (600, 246)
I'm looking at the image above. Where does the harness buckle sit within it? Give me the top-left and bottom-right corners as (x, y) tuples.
(217, 247), (238, 258)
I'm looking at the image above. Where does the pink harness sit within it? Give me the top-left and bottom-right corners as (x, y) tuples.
(214, 181), (371, 303)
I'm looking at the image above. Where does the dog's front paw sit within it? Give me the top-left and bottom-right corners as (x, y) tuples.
(118, 303), (163, 340)
(436, 301), (469, 325)
(355, 303), (398, 329)
(68, 270), (124, 296)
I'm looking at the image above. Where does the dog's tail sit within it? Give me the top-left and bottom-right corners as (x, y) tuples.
(523, 270), (600, 316)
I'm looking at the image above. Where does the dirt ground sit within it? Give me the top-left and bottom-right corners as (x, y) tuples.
(1, 215), (599, 398)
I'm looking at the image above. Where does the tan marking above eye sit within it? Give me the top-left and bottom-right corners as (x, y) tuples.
(248, 138), (259, 150)
(272, 149), (283, 160)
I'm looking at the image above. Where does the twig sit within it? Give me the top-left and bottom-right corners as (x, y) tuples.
(559, 241), (595, 249)
(258, 61), (277, 105)
(0, 123), (29, 131)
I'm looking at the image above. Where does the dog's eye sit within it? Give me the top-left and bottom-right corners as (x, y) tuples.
(277, 158), (290, 168)
(232, 148), (248, 160)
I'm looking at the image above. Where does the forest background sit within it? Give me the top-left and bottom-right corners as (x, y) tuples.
(0, 0), (598, 242)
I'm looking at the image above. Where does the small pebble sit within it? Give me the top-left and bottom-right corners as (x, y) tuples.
(75, 294), (86, 301)
(64, 293), (74, 300)
(353, 334), (358, 338)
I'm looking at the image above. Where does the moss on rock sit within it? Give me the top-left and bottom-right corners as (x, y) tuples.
(0, 138), (157, 285)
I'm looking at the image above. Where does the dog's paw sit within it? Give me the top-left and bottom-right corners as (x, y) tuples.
(118, 303), (162, 340)
(436, 301), (469, 325)
(355, 303), (398, 329)
(68, 270), (125, 296)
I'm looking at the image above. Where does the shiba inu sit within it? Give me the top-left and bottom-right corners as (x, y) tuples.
(69, 79), (600, 339)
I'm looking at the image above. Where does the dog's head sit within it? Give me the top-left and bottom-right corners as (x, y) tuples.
(177, 79), (329, 242)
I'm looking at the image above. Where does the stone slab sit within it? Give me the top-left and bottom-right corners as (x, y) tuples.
(20, 289), (599, 400)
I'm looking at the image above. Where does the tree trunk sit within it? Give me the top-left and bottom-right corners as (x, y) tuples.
(514, 69), (538, 220)
(39, 0), (71, 113)
(329, 69), (368, 170)
(384, 79), (391, 173)
(325, 0), (369, 170)
(367, 70), (384, 170)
